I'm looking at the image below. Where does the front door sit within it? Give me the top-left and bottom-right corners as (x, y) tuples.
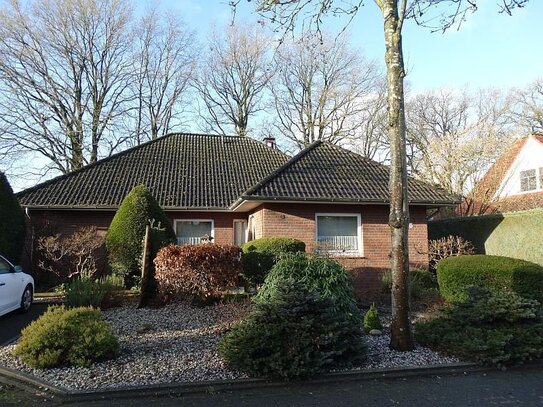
(233, 220), (247, 247)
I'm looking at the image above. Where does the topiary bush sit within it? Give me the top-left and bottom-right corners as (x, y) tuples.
(0, 172), (25, 263)
(363, 304), (383, 333)
(14, 306), (119, 369)
(437, 255), (543, 303)
(154, 243), (241, 303)
(416, 286), (543, 367)
(255, 252), (360, 322)
(219, 279), (366, 379)
(241, 237), (306, 286)
(105, 185), (175, 286)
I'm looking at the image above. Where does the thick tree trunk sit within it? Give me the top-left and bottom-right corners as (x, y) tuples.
(380, 0), (414, 351)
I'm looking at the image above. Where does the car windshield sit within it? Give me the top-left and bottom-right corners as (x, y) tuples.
(0, 258), (11, 274)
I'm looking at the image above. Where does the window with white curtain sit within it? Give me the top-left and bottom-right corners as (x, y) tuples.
(175, 220), (214, 245)
(315, 214), (361, 255)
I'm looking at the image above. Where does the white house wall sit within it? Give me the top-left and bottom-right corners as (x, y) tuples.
(494, 136), (543, 199)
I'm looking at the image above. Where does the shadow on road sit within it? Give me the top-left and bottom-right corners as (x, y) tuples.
(0, 303), (49, 345)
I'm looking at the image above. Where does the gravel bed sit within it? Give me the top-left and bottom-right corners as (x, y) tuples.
(0, 303), (458, 391)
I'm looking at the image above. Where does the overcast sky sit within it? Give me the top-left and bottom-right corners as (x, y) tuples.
(156, 0), (543, 92)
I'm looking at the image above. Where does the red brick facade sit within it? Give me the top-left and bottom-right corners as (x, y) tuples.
(27, 204), (429, 294)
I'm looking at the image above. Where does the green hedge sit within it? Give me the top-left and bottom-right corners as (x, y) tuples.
(437, 255), (543, 303)
(241, 237), (306, 286)
(0, 172), (25, 262)
(429, 209), (543, 267)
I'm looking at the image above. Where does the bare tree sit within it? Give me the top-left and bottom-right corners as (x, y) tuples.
(193, 23), (274, 137)
(131, 10), (196, 144)
(270, 33), (381, 149)
(507, 77), (543, 134)
(240, 0), (529, 351)
(0, 0), (133, 175)
(406, 88), (513, 196)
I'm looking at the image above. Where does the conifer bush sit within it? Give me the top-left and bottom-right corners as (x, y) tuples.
(416, 286), (543, 367)
(0, 172), (25, 262)
(363, 304), (383, 333)
(14, 306), (119, 369)
(255, 252), (360, 322)
(219, 279), (366, 379)
(105, 185), (175, 285)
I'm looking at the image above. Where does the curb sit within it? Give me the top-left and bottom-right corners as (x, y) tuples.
(0, 362), (484, 404)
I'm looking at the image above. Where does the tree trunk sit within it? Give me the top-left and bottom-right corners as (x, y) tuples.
(379, 0), (414, 351)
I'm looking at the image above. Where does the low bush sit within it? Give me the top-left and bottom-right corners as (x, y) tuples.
(437, 255), (543, 303)
(241, 237), (305, 286)
(219, 279), (366, 379)
(255, 252), (360, 322)
(154, 243), (241, 303)
(363, 304), (383, 333)
(415, 286), (543, 367)
(381, 269), (440, 303)
(14, 306), (119, 369)
(63, 274), (124, 308)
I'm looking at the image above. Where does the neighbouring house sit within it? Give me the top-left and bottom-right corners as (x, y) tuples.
(461, 134), (543, 215)
(17, 133), (457, 293)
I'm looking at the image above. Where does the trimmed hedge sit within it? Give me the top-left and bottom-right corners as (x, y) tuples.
(0, 172), (25, 262)
(15, 306), (119, 369)
(429, 209), (543, 267)
(437, 255), (543, 303)
(105, 185), (175, 285)
(241, 237), (305, 286)
(154, 243), (241, 302)
(255, 252), (360, 322)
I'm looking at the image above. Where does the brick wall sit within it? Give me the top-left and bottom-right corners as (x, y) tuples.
(248, 203), (428, 293)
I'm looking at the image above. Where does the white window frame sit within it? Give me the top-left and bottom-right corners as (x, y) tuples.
(315, 213), (363, 256)
(174, 219), (214, 245)
(520, 169), (537, 192)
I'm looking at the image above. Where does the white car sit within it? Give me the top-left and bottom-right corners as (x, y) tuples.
(0, 254), (34, 317)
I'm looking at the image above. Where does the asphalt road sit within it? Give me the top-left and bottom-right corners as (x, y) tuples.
(0, 303), (48, 345)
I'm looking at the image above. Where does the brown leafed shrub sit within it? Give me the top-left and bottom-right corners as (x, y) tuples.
(154, 244), (241, 302)
(425, 235), (475, 272)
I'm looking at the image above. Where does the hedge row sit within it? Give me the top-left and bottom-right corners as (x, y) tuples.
(429, 209), (543, 267)
(437, 255), (543, 303)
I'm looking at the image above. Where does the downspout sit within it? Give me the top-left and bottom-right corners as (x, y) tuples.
(24, 207), (34, 274)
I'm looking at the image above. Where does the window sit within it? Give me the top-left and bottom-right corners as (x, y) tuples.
(175, 220), (214, 245)
(316, 214), (361, 255)
(0, 258), (11, 275)
(520, 169), (537, 192)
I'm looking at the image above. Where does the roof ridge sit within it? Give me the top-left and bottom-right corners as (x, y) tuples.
(240, 140), (323, 198)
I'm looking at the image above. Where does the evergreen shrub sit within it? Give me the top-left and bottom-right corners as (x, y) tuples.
(14, 306), (119, 369)
(0, 172), (25, 262)
(105, 185), (175, 285)
(219, 279), (366, 379)
(255, 252), (360, 322)
(241, 237), (305, 286)
(437, 255), (543, 303)
(416, 286), (543, 367)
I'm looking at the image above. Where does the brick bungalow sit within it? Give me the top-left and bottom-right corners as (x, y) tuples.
(17, 133), (456, 293)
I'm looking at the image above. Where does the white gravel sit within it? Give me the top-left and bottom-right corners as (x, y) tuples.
(0, 303), (458, 391)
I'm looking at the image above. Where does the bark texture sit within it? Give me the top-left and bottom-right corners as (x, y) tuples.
(379, 0), (414, 351)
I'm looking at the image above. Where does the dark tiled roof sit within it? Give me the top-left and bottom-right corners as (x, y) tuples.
(241, 141), (457, 205)
(17, 133), (289, 209)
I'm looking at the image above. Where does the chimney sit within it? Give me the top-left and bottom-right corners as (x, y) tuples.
(263, 136), (276, 149)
